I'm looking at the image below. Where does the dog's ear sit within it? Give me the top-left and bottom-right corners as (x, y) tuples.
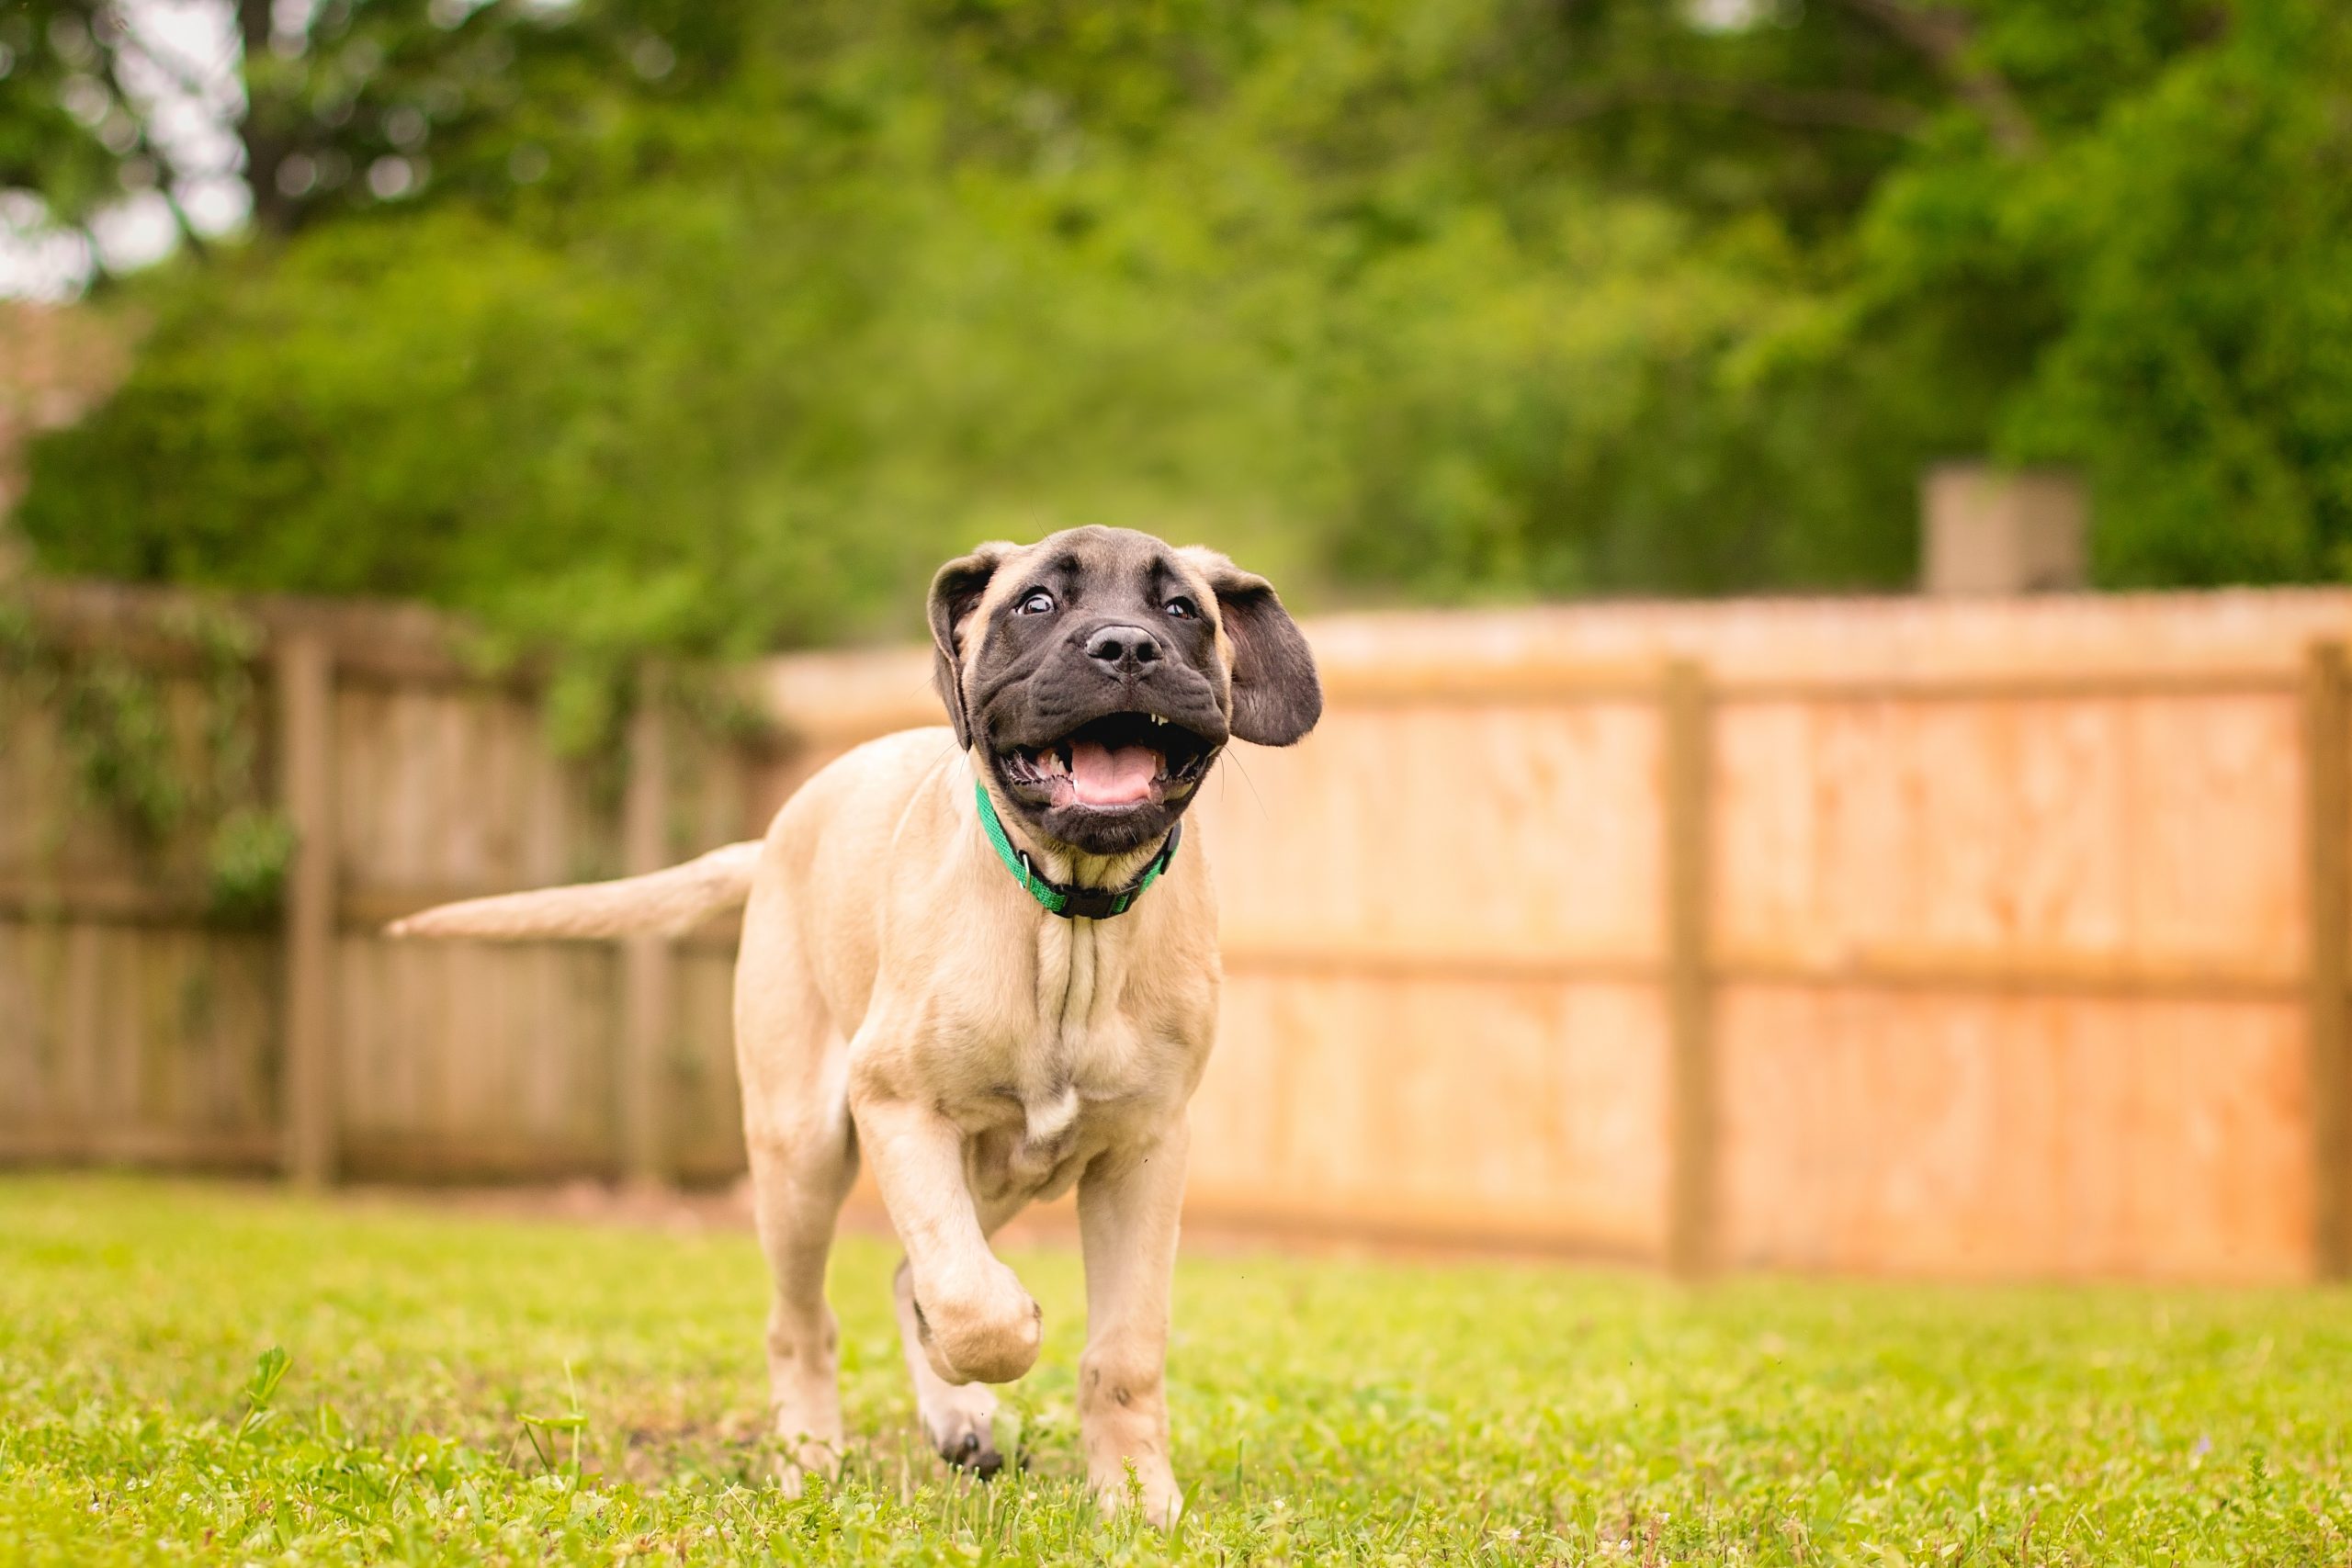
(1183, 549), (1322, 747)
(928, 542), (1015, 750)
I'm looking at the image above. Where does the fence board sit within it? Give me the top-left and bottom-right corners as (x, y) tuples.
(1714, 694), (2305, 979)
(2305, 643), (2351, 1276)
(671, 949), (747, 1184)
(1716, 987), (2312, 1280)
(619, 693), (673, 1188)
(333, 937), (628, 1177)
(1200, 701), (1664, 964)
(278, 631), (336, 1183)
(1664, 660), (1716, 1277)
(1189, 974), (1669, 1256)
(0, 920), (277, 1144)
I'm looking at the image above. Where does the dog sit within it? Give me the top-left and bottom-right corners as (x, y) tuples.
(390, 525), (1321, 1524)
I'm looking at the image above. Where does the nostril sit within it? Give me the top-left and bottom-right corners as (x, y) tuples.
(1086, 626), (1161, 667)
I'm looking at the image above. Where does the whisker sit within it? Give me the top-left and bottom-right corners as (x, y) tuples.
(1219, 746), (1272, 827)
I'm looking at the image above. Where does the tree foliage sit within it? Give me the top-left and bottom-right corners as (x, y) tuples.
(2, 0), (759, 243)
(15, 0), (2352, 651)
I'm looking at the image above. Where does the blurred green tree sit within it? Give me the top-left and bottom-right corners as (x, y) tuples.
(2, 0), (761, 246)
(1, 3), (130, 234)
(13, 0), (2352, 649)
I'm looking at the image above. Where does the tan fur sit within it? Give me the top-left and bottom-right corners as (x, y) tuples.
(384, 841), (763, 941)
(385, 536), (1303, 1528)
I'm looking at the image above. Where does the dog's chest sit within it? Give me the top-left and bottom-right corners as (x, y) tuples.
(949, 1080), (1090, 1205)
(940, 1027), (1158, 1207)
(944, 999), (1160, 1134)
(937, 924), (1186, 1203)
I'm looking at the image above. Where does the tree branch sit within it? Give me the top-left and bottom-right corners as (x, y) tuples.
(1833, 0), (2040, 155)
(1544, 77), (1929, 138)
(234, 0), (299, 235)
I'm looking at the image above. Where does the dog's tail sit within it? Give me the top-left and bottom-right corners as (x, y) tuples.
(385, 840), (763, 942)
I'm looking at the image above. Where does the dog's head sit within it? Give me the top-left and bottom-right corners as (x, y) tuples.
(929, 526), (1321, 857)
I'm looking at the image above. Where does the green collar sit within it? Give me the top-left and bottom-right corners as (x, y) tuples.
(974, 781), (1181, 920)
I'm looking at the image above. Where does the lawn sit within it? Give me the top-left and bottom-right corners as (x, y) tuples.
(0, 1179), (2345, 1565)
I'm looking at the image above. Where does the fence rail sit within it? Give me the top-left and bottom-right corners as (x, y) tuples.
(6, 579), (2352, 1281)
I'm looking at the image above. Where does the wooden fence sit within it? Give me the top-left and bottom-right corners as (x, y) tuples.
(6, 580), (2351, 1282)
(0, 583), (759, 1189)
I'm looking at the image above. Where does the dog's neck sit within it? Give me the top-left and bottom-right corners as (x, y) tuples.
(968, 766), (1171, 900)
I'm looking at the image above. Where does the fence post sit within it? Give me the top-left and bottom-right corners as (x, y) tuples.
(276, 630), (338, 1186)
(618, 679), (673, 1190)
(1663, 658), (1719, 1278)
(2306, 641), (2349, 1280)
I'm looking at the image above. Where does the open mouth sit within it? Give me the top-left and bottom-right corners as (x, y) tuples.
(1001, 712), (1216, 810)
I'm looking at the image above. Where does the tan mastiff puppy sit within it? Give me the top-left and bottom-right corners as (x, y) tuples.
(390, 526), (1321, 1524)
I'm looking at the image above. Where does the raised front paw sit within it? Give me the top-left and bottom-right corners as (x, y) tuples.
(911, 1260), (1044, 1386)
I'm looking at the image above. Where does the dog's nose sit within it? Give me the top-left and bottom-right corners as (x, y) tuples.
(1085, 625), (1162, 671)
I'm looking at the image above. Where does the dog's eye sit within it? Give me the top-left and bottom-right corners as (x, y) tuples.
(1164, 596), (1200, 621)
(1014, 591), (1056, 616)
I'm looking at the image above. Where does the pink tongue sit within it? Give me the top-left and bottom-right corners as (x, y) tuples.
(1069, 741), (1161, 806)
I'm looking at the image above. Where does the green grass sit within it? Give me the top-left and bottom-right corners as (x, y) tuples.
(0, 1179), (2346, 1565)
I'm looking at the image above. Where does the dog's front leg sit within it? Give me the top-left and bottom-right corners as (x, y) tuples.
(854, 1096), (1044, 1386)
(1076, 1117), (1190, 1528)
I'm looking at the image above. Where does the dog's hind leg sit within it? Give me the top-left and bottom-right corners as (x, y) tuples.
(735, 899), (858, 1494)
(745, 1110), (854, 1493)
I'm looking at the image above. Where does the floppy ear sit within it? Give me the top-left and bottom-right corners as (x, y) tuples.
(1185, 550), (1322, 747)
(928, 542), (1014, 750)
